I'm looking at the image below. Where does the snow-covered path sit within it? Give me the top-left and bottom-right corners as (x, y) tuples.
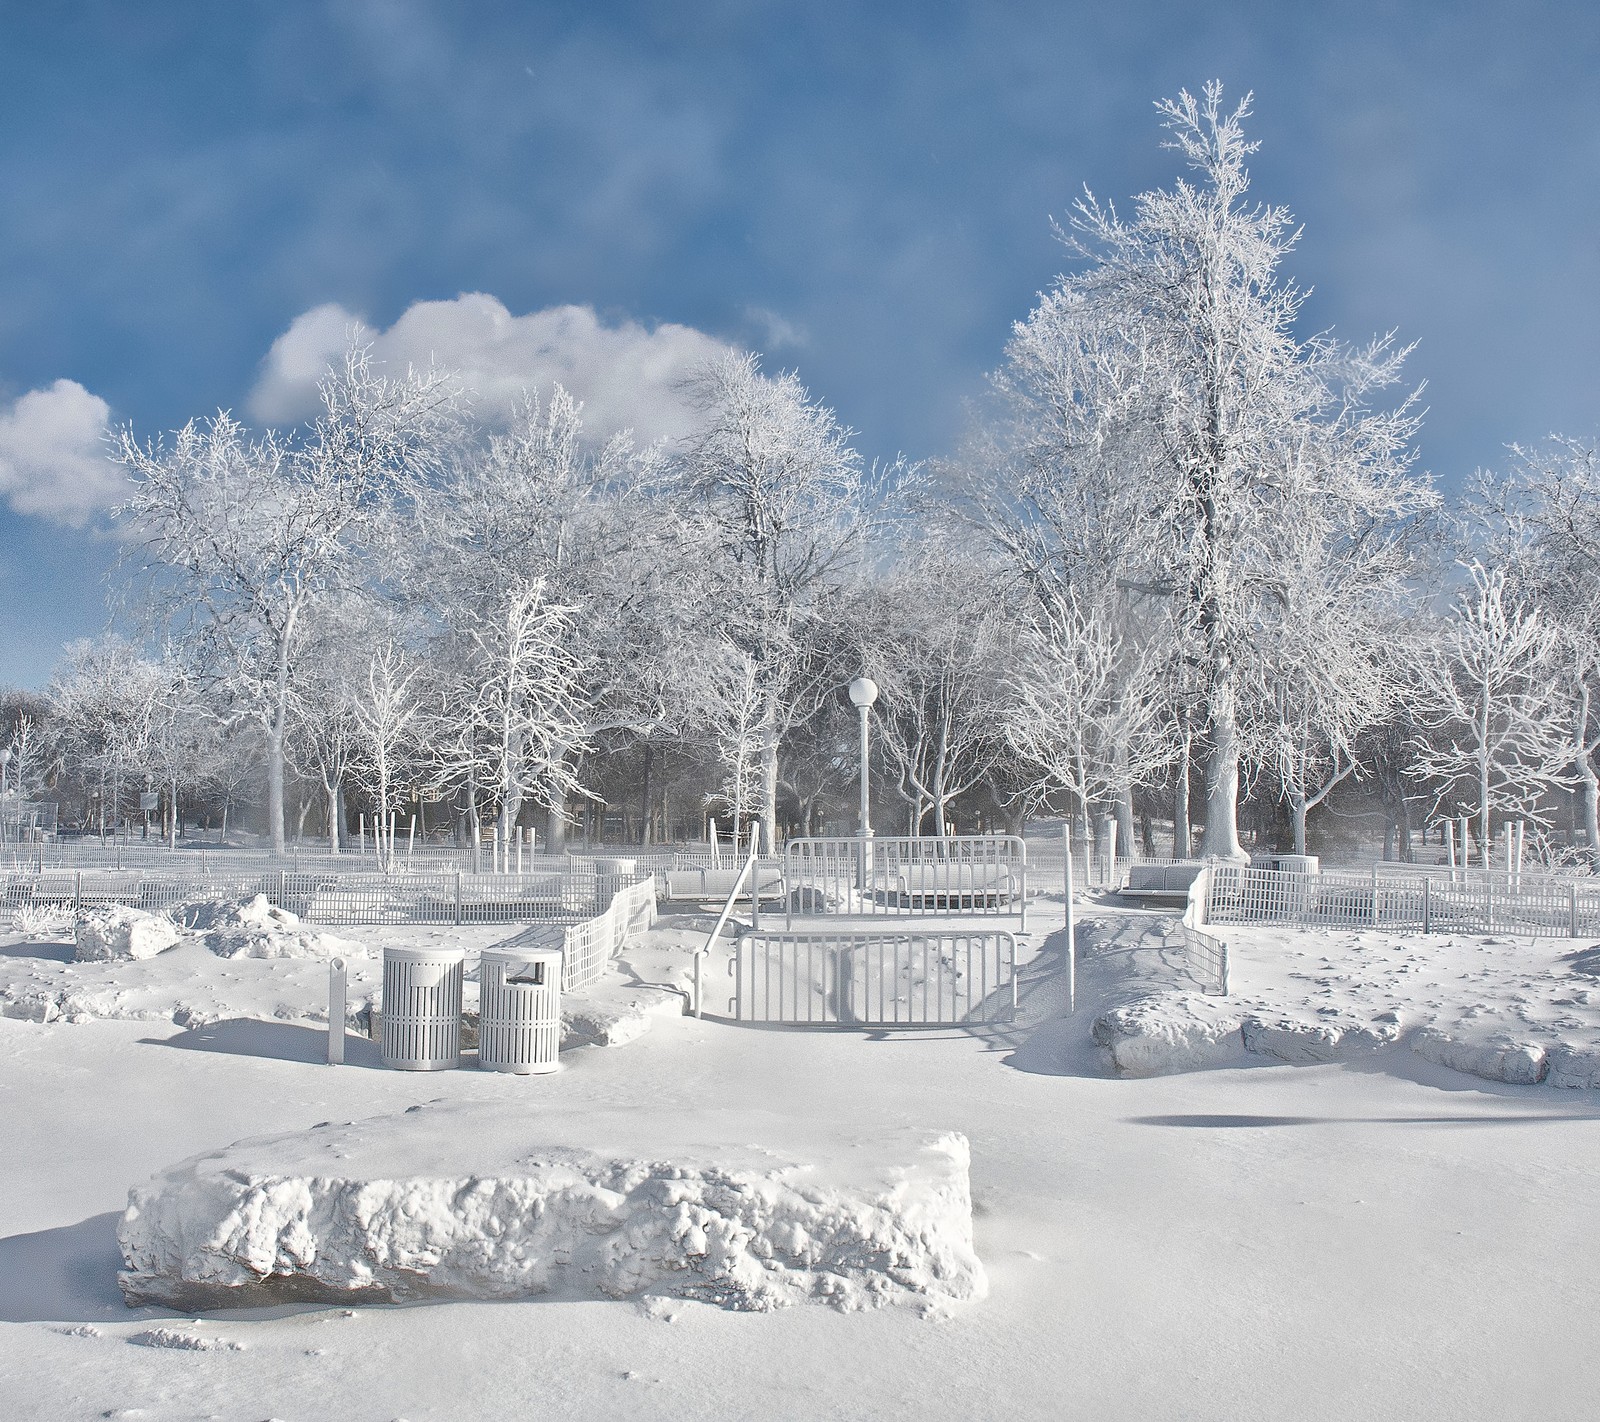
(2, 916), (1597, 1422)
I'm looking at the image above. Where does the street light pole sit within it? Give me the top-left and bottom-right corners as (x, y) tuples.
(0, 747), (10, 850)
(848, 677), (879, 890)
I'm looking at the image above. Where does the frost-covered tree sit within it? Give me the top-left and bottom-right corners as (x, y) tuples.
(117, 345), (458, 853)
(1408, 563), (1573, 863)
(982, 83), (1429, 859)
(677, 351), (880, 853)
(348, 643), (421, 870)
(1002, 588), (1174, 837)
(410, 387), (676, 848)
(856, 548), (1010, 836)
(423, 578), (589, 846)
(1471, 438), (1600, 860)
(45, 636), (173, 837)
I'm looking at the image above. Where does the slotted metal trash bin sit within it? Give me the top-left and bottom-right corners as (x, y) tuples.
(381, 945), (465, 1071)
(478, 945), (563, 1074)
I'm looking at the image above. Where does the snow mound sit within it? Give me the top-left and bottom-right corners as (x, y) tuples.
(1410, 1029), (1547, 1085)
(194, 895), (365, 960)
(74, 906), (179, 963)
(1092, 996), (1245, 1075)
(118, 1104), (985, 1314)
(127, 1328), (244, 1352)
(561, 981), (685, 1048)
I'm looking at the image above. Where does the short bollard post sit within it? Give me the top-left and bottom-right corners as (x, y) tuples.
(327, 956), (348, 1066)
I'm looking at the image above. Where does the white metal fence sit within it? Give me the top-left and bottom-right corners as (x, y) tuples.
(781, 835), (1027, 927)
(725, 928), (1018, 1027)
(1203, 862), (1600, 938)
(1181, 925), (1230, 994)
(0, 863), (648, 928)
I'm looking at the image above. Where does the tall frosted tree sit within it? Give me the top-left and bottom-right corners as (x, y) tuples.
(985, 83), (1428, 858)
(677, 352), (876, 854)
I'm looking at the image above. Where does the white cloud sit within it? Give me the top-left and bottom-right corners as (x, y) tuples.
(248, 294), (735, 445)
(0, 379), (120, 525)
(743, 304), (808, 352)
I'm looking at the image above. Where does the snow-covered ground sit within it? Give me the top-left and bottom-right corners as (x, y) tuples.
(2, 895), (1598, 1419)
(1092, 901), (1600, 1086)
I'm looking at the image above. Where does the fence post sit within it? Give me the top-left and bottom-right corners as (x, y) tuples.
(1370, 866), (1379, 927)
(279, 868), (287, 909)
(1422, 875), (1431, 934)
(73, 869), (80, 912)
(327, 957), (347, 1066)
(1571, 882), (1579, 938)
(1019, 840), (1028, 932)
(454, 869), (462, 926)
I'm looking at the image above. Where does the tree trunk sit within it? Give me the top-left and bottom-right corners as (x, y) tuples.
(327, 783), (341, 856)
(1201, 693), (1245, 861)
(266, 719), (287, 855)
(1290, 790), (1307, 856)
(760, 726), (780, 855)
(545, 789), (568, 853)
(1174, 738), (1192, 859)
(1116, 783), (1135, 864)
(1580, 754), (1600, 869)
(639, 742), (653, 846)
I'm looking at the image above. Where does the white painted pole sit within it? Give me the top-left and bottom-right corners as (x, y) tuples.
(327, 957), (348, 1066)
(1445, 818), (1456, 876)
(1105, 817), (1119, 890)
(407, 814), (417, 869)
(1063, 822), (1076, 1015)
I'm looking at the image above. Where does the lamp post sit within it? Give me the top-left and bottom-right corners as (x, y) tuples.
(848, 677), (878, 889)
(0, 746), (11, 849)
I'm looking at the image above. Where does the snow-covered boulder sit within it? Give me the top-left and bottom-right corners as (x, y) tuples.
(73, 905), (179, 963)
(1544, 1046), (1600, 1090)
(1093, 997), (1245, 1075)
(1411, 1029), (1548, 1085)
(190, 894), (364, 960)
(1241, 1014), (1396, 1064)
(118, 1104), (985, 1314)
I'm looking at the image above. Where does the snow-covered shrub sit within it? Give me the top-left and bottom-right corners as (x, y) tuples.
(10, 904), (73, 939)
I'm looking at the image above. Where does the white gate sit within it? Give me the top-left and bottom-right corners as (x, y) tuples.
(781, 835), (1027, 926)
(728, 929), (1017, 1026)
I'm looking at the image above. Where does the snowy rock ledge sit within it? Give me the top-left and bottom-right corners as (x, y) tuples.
(119, 1104), (985, 1314)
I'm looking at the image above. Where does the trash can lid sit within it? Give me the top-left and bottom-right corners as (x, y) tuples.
(482, 945), (563, 964)
(383, 944), (466, 964)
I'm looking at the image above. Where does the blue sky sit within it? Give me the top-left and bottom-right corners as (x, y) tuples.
(1, 0), (1596, 687)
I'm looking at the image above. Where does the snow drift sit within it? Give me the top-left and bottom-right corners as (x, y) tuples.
(183, 894), (365, 960)
(118, 1104), (985, 1314)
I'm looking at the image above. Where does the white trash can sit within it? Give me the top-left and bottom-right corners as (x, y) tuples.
(381, 945), (465, 1071)
(478, 945), (563, 1074)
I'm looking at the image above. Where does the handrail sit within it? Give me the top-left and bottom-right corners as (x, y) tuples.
(693, 848), (759, 1018)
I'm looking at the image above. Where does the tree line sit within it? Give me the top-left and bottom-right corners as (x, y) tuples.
(5, 84), (1597, 868)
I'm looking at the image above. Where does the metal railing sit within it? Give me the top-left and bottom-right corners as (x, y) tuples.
(1203, 862), (1600, 938)
(725, 929), (1018, 1027)
(693, 850), (760, 1018)
(1181, 925), (1230, 994)
(782, 835), (1027, 927)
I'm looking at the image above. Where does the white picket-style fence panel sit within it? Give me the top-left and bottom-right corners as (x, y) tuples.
(1203, 862), (1600, 938)
(727, 928), (1018, 1027)
(781, 835), (1027, 926)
